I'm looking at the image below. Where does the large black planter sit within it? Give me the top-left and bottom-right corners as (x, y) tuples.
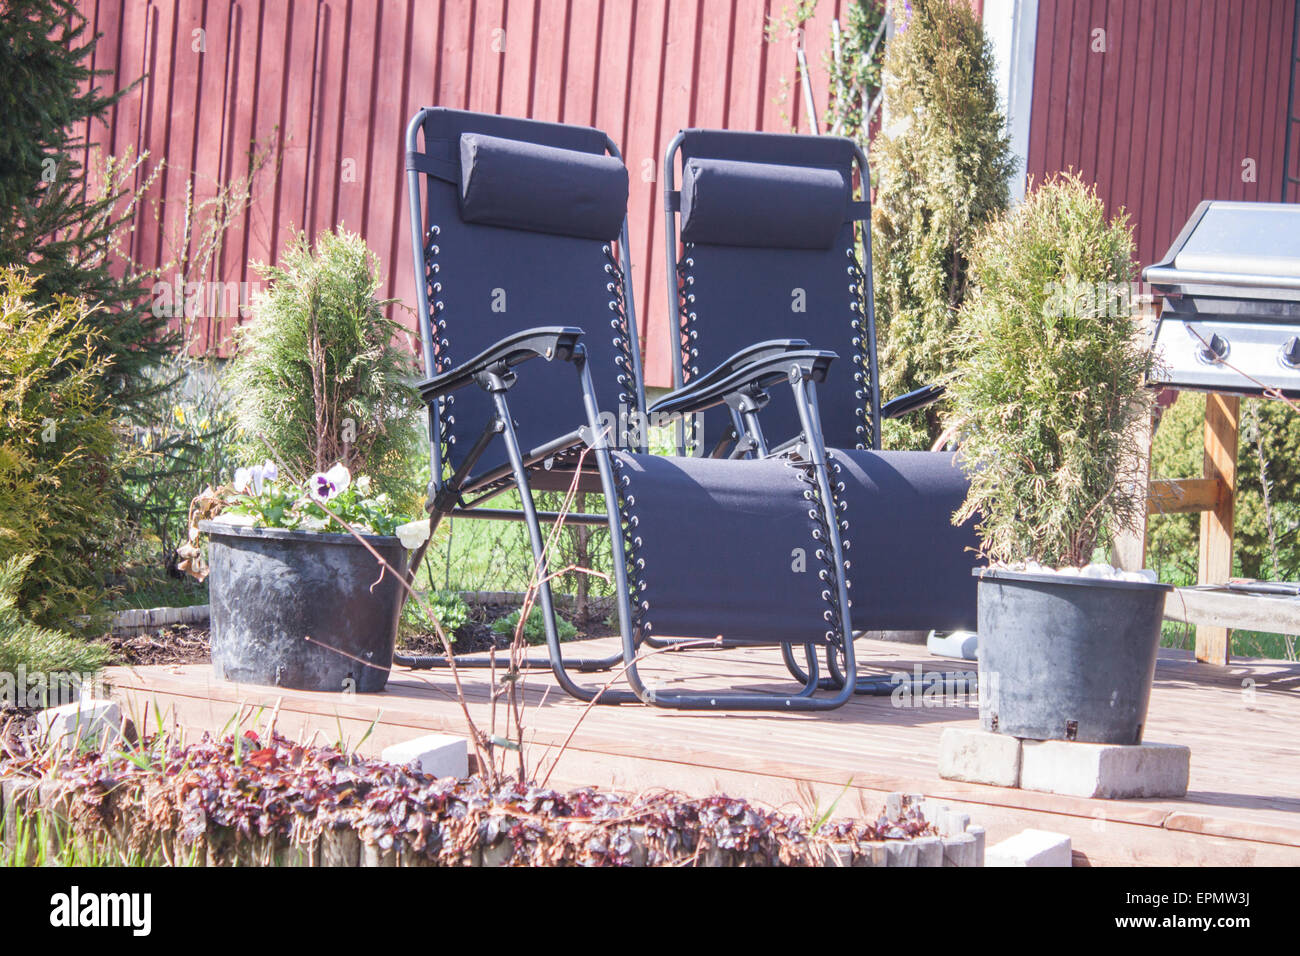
(201, 521), (409, 693)
(975, 568), (1172, 745)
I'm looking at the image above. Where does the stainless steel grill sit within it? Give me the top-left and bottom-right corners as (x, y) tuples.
(1143, 200), (1300, 399)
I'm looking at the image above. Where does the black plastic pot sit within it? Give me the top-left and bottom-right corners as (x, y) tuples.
(201, 521), (410, 693)
(975, 567), (1172, 745)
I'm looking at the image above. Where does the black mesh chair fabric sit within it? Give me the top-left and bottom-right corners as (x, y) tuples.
(680, 157), (848, 249)
(830, 449), (979, 631)
(416, 109), (637, 482)
(669, 129), (983, 632)
(459, 133), (628, 240)
(610, 451), (836, 644)
(675, 130), (869, 454)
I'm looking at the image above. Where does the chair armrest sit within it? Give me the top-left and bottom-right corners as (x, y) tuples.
(881, 383), (946, 420)
(651, 349), (836, 418)
(417, 327), (584, 402)
(649, 339), (811, 415)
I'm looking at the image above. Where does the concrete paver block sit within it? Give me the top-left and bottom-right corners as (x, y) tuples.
(381, 733), (468, 779)
(1020, 739), (1190, 799)
(34, 699), (123, 749)
(937, 727), (1022, 788)
(985, 829), (1072, 867)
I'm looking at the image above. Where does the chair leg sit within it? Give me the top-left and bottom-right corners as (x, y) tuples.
(777, 639), (979, 698)
(492, 385), (644, 704)
(394, 422), (629, 676)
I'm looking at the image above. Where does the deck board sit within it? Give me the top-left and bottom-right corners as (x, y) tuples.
(106, 639), (1300, 866)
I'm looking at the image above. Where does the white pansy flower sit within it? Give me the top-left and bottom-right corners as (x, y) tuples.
(309, 463), (352, 503)
(396, 519), (432, 549)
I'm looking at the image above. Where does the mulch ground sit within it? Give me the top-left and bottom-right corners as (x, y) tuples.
(86, 603), (617, 668)
(96, 623), (212, 667)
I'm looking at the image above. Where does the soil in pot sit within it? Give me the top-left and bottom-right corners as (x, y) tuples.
(975, 567), (1172, 745)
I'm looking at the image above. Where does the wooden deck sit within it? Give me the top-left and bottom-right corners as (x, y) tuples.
(106, 638), (1300, 866)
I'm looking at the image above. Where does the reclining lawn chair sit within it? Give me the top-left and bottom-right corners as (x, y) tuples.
(657, 128), (983, 694)
(397, 107), (859, 710)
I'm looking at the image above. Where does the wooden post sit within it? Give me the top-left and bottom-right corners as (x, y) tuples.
(1113, 409), (1153, 571)
(1196, 394), (1239, 665)
(1113, 294), (1158, 571)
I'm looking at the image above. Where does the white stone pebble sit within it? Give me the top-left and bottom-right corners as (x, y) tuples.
(1002, 561), (1158, 585)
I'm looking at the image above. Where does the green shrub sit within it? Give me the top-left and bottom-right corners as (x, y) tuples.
(0, 268), (125, 625)
(0, 555), (110, 686)
(401, 590), (471, 643)
(224, 228), (421, 507)
(870, 0), (1014, 449)
(948, 173), (1151, 567)
(492, 606), (578, 646)
(121, 358), (237, 574)
(0, 1), (173, 420)
(1149, 394), (1300, 585)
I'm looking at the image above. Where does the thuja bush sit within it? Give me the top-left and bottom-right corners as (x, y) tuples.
(224, 229), (421, 505)
(0, 268), (125, 626)
(948, 173), (1151, 568)
(870, 0), (1014, 449)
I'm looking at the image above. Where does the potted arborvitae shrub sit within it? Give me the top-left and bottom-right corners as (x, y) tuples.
(947, 173), (1169, 745)
(182, 229), (422, 693)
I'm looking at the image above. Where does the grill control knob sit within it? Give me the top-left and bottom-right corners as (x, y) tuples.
(1198, 332), (1229, 364)
(1281, 336), (1300, 370)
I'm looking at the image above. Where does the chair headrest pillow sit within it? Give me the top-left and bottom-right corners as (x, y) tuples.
(458, 133), (628, 241)
(679, 157), (849, 249)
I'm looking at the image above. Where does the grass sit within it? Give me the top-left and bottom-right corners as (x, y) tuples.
(109, 575), (209, 611)
(1161, 620), (1296, 661)
(1, 803), (198, 867)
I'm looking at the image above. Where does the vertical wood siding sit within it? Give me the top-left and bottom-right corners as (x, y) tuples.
(1026, 0), (1296, 270)
(77, 0), (860, 384)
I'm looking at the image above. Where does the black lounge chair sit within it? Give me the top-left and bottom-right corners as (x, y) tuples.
(399, 108), (859, 710)
(657, 128), (983, 694)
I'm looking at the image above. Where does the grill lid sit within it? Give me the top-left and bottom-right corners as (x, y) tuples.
(1142, 200), (1300, 399)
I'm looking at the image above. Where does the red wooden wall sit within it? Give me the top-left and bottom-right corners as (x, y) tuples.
(1026, 0), (1297, 270)
(76, 0), (862, 385)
